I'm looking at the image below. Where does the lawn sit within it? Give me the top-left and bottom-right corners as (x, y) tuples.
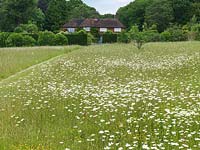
(0, 42), (200, 150)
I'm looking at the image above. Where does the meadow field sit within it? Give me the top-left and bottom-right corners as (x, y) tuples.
(0, 46), (79, 81)
(0, 42), (200, 150)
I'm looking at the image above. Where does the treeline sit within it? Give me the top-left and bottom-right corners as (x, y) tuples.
(117, 0), (200, 32)
(0, 0), (102, 32)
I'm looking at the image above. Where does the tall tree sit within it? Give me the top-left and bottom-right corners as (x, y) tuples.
(0, 0), (38, 31)
(145, 0), (174, 32)
(116, 0), (150, 30)
(38, 0), (51, 13)
(45, 0), (69, 31)
(171, 0), (193, 24)
(69, 4), (100, 20)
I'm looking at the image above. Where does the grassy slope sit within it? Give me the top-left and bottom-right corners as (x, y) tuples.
(0, 42), (200, 150)
(0, 46), (79, 81)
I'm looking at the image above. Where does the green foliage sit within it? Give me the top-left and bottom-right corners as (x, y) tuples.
(145, 0), (174, 32)
(117, 31), (131, 43)
(38, 31), (55, 46)
(22, 35), (36, 46)
(14, 23), (39, 33)
(65, 34), (88, 46)
(160, 31), (171, 41)
(90, 28), (100, 42)
(117, 0), (150, 30)
(6, 33), (24, 47)
(45, 0), (69, 31)
(0, 32), (10, 47)
(54, 33), (68, 46)
(165, 26), (187, 41)
(6, 33), (36, 47)
(87, 33), (95, 45)
(69, 4), (100, 20)
(102, 31), (118, 43)
(0, 0), (38, 31)
(117, 0), (200, 31)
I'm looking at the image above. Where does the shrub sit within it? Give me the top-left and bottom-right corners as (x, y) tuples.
(38, 31), (55, 46)
(87, 33), (95, 45)
(6, 33), (24, 47)
(102, 31), (118, 43)
(14, 26), (24, 33)
(117, 31), (131, 43)
(142, 30), (161, 42)
(6, 33), (36, 47)
(165, 26), (187, 41)
(23, 35), (36, 46)
(14, 23), (39, 33)
(54, 33), (68, 46)
(90, 27), (100, 42)
(0, 32), (10, 47)
(65, 34), (88, 46)
(160, 31), (171, 41)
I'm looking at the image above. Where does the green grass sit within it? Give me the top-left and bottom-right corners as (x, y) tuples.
(0, 46), (79, 81)
(0, 42), (200, 150)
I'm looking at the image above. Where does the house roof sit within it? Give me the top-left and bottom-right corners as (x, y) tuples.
(63, 18), (125, 28)
(96, 19), (125, 28)
(63, 19), (84, 28)
(79, 18), (99, 27)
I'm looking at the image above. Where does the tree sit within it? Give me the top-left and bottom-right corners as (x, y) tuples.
(69, 4), (100, 20)
(170, 0), (193, 24)
(0, 0), (38, 31)
(145, 0), (174, 32)
(116, 0), (150, 30)
(38, 0), (51, 13)
(45, 0), (69, 31)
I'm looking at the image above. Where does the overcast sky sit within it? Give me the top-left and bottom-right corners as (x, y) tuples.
(83, 0), (133, 14)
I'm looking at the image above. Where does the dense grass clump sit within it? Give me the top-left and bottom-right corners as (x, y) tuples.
(0, 42), (200, 150)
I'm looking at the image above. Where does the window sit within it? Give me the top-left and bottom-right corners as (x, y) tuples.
(83, 27), (91, 32)
(114, 28), (122, 32)
(100, 28), (107, 32)
(67, 28), (75, 33)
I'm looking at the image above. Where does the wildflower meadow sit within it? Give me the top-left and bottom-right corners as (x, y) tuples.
(0, 42), (200, 150)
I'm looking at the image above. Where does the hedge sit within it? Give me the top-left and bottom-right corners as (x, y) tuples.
(102, 33), (118, 43)
(65, 34), (88, 45)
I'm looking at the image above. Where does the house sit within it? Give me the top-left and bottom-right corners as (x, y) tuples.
(63, 18), (125, 33)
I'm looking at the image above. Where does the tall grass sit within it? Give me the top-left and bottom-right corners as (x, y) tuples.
(0, 42), (200, 150)
(0, 46), (79, 80)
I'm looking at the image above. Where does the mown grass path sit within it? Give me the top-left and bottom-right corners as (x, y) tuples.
(0, 42), (200, 150)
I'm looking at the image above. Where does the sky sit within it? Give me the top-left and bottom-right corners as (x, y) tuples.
(83, 0), (133, 15)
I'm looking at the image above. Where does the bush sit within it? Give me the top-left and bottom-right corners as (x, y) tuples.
(38, 31), (55, 46)
(6, 33), (36, 47)
(141, 30), (161, 42)
(6, 33), (24, 47)
(23, 35), (36, 46)
(160, 31), (171, 41)
(87, 33), (95, 45)
(90, 27), (100, 42)
(0, 32), (10, 47)
(102, 31), (118, 43)
(54, 33), (68, 46)
(14, 23), (39, 33)
(117, 31), (131, 43)
(165, 26), (187, 41)
(65, 34), (88, 45)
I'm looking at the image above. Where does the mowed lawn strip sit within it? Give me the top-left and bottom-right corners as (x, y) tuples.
(0, 46), (80, 81)
(0, 42), (200, 150)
